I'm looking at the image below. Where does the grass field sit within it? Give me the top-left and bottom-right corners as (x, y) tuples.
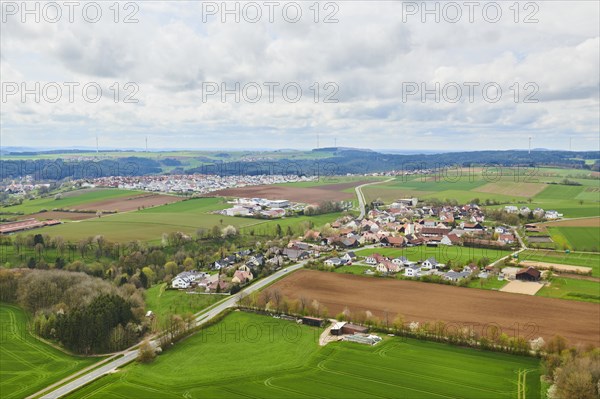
(2, 189), (145, 215)
(0, 304), (100, 399)
(548, 227), (599, 252)
(356, 246), (512, 265)
(30, 197), (342, 243)
(519, 250), (600, 277)
(362, 170), (599, 219)
(537, 277), (600, 303)
(144, 284), (225, 323)
(66, 311), (541, 399)
(334, 264), (374, 275)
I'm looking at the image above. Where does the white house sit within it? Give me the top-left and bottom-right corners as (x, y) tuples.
(404, 265), (421, 277)
(325, 258), (343, 267)
(545, 210), (562, 220)
(504, 205), (518, 213)
(172, 276), (191, 289)
(421, 257), (442, 270)
(444, 271), (471, 282)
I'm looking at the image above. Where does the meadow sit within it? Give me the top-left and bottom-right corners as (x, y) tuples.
(0, 304), (100, 399)
(548, 227), (599, 252)
(29, 197), (342, 243)
(363, 168), (600, 219)
(519, 250), (600, 277)
(66, 311), (542, 399)
(144, 284), (225, 323)
(1, 189), (145, 215)
(537, 277), (600, 303)
(356, 246), (512, 265)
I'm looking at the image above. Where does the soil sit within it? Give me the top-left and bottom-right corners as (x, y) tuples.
(269, 270), (600, 347)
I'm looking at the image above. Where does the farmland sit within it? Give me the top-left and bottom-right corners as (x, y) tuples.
(362, 168), (600, 218)
(548, 226), (599, 252)
(520, 250), (600, 277)
(356, 246), (512, 265)
(144, 284), (225, 323)
(270, 270), (600, 347)
(0, 304), (100, 399)
(537, 277), (600, 303)
(29, 197), (341, 243)
(66, 311), (541, 399)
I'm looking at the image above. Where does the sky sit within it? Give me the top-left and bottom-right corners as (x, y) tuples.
(1, 1), (599, 151)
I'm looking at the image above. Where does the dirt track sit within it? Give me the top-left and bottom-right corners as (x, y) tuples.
(210, 181), (371, 204)
(540, 217), (600, 227)
(270, 270), (600, 347)
(72, 194), (182, 212)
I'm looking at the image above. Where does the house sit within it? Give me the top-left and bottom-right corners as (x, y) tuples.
(519, 206), (531, 216)
(247, 254), (265, 267)
(516, 267), (541, 282)
(342, 252), (356, 262)
(532, 208), (545, 218)
(444, 271), (471, 282)
(380, 236), (405, 247)
(545, 210), (562, 220)
(324, 258), (343, 267)
(461, 222), (485, 232)
(404, 265), (421, 277)
(171, 276), (191, 289)
(421, 257), (442, 270)
(237, 264), (252, 273)
(376, 260), (401, 274)
(504, 205), (518, 213)
(283, 248), (309, 260)
(232, 270), (253, 284)
(208, 279), (230, 292)
(498, 233), (515, 245)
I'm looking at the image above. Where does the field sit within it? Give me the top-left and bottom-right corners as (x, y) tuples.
(2, 189), (146, 215)
(548, 227), (599, 252)
(144, 284), (225, 322)
(67, 311), (541, 399)
(29, 197), (340, 243)
(362, 169), (600, 218)
(537, 277), (600, 303)
(211, 180), (371, 205)
(519, 250), (600, 277)
(356, 246), (512, 265)
(0, 304), (100, 399)
(270, 270), (600, 347)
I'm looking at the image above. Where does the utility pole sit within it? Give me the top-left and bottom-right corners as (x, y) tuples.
(96, 135), (99, 153)
(528, 137), (532, 154)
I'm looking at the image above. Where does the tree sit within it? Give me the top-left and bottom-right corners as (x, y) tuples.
(554, 357), (597, 399)
(137, 339), (156, 363)
(96, 210), (103, 218)
(275, 224), (283, 238)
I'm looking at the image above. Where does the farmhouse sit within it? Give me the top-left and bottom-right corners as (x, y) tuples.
(380, 236), (405, 247)
(516, 267), (541, 282)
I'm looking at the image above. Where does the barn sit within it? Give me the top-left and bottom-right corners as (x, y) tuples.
(341, 323), (369, 335)
(330, 321), (347, 336)
(516, 267), (541, 282)
(302, 316), (325, 327)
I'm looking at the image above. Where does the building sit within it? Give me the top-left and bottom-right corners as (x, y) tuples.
(302, 316), (325, 327)
(341, 323), (369, 335)
(516, 267), (541, 282)
(330, 321), (347, 336)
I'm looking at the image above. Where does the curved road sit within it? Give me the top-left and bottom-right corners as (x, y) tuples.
(38, 262), (307, 399)
(355, 178), (394, 220)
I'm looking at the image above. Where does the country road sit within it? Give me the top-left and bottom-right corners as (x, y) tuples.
(38, 262), (307, 399)
(355, 178), (394, 220)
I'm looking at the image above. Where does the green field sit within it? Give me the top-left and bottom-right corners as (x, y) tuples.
(519, 250), (600, 277)
(537, 277), (600, 303)
(2, 189), (145, 215)
(0, 304), (100, 399)
(356, 246), (512, 265)
(548, 227), (599, 252)
(144, 284), (225, 323)
(362, 170), (600, 219)
(334, 264), (374, 275)
(30, 197), (342, 243)
(67, 311), (541, 399)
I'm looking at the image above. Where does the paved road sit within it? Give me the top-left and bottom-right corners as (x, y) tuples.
(39, 262), (307, 399)
(354, 178), (393, 220)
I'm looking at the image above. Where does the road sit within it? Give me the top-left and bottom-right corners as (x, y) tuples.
(354, 178), (394, 220)
(38, 262), (307, 399)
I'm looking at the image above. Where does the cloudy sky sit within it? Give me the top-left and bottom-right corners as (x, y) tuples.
(1, 1), (599, 151)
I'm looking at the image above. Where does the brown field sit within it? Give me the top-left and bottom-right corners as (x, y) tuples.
(271, 270), (600, 347)
(474, 182), (547, 197)
(519, 260), (593, 274)
(211, 181), (371, 204)
(18, 211), (95, 221)
(540, 217), (600, 227)
(71, 193), (182, 212)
